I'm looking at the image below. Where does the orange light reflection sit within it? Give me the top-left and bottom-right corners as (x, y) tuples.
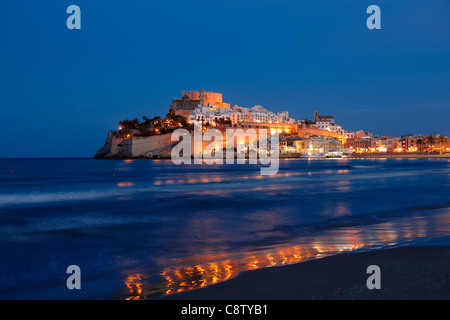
(158, 245), (362, 296)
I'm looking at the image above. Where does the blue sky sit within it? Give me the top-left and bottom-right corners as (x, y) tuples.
(1, 0), (449, 157)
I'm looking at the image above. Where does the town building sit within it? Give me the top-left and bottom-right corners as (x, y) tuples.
(303, 135), (344, 157)
(187, 100), (295, 126)
(310, 110), (347, 134)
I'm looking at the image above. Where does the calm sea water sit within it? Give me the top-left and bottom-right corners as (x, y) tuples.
(0, 158), (450, 299)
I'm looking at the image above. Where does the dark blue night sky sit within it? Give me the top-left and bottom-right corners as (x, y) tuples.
(1, 0), (449, 157)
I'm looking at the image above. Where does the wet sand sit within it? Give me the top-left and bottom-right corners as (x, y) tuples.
(163, 245), (450, 300)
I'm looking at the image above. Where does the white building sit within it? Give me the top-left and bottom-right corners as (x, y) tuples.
(187, 105), (232, 124)
(304, 136), (344, 156)
(343, 131), (356, 139)
(277, 111), (289, 124)
(312, 111), (346, 134)
(187, 104), (295, 125)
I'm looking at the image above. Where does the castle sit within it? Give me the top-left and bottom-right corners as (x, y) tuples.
(169, 90), (230, 117)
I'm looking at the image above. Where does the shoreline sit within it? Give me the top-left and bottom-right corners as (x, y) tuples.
(93, 153), (450, 160)
(347, 153), (450, 159)
(162, 241), (450, 300)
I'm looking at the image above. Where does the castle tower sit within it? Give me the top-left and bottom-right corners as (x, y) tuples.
(313, 110), (319, 123)
(199, 89), (205, 106)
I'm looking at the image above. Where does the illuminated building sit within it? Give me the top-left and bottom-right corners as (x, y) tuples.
(188, 102), (296, 126)
(170, 89), (230, 117)
(303, 135), (344, 156)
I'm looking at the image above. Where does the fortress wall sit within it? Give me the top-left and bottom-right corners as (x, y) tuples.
(181, 91), (223, 105)
(106, 125), (345, 159)
(297, 125), (343, 139)
(181, 91), (200, 100)
(110, 137), (124, 155)
(204, 92), (223, 104)
(127, 134), (174, 157)
(174, 110), (192, 117)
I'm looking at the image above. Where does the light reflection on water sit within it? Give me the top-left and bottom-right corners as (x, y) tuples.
(120, 161), (450, 299)
(2, 158), (450, 300)
(122, 208), (450, 300)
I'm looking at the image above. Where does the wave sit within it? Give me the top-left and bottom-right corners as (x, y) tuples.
(350, 165), (382, 169)
(0, 187), (153, 207)
(0, 166), (444, 207)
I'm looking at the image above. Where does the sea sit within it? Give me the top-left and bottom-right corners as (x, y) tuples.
(0, 158), (450, 299)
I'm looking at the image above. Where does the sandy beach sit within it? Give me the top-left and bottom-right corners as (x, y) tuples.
(163, 244), (450, 300)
